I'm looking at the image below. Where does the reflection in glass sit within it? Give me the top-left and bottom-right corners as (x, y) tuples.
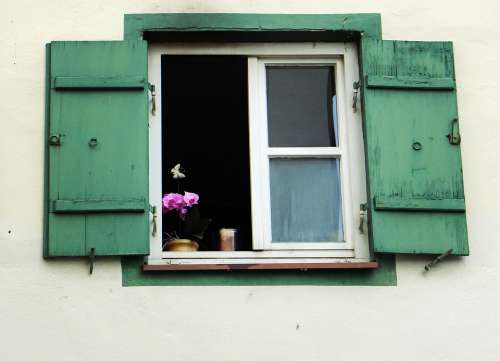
(266, 66), (336, 147)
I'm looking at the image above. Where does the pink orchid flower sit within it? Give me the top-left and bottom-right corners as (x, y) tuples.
(162, 193), (185, 211)
(184, 192), (199, 207)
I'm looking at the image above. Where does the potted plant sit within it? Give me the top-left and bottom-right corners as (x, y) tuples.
(162, 164), (210, 251)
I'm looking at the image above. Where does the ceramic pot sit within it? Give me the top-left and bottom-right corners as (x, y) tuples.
(165, 239), (199, 252)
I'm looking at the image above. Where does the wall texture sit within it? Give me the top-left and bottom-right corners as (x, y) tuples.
(1, 1), (500, 360)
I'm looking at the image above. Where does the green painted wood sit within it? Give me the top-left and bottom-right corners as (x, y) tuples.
(121, 254), (396, 286)
(361, 38), (468, 255)
(45, 41), (149, 257)
(124, 13), (382, 40)
(374, 196), (465, 212)
(52, 199), (147, 213)
(366, 75), (455, 90)
(53, 76), (146, 89)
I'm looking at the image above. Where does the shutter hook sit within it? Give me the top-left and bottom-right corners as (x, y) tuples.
(424, 249), (453, 271)
(149, 83), (156, 116)
(89, 247), (95, 275)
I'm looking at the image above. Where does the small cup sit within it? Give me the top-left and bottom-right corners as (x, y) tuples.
(219, 228), (237, 251)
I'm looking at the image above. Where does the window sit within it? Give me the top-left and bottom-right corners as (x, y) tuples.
(44, 15), (469, 274)
(147, 43), (371, 266)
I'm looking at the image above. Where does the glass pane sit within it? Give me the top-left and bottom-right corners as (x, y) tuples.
(266, 66), (336, 147)
(270, 158), (344, 243)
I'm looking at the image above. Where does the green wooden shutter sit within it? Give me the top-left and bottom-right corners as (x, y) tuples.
(44, 41), (149, 257)
(361, 38), (468, 255)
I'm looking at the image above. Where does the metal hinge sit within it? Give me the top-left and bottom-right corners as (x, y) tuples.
(148, 83), (156, 116)
(359, 203), (368, 233)
(352, 81), (361, 112)
(150, 205), (158, 237)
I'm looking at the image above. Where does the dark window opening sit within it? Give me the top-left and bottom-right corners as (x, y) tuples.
(161, 55), (252, 251)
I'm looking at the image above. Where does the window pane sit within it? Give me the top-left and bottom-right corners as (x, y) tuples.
(266, 66), (336, 147)
(270, 158), (344, 243)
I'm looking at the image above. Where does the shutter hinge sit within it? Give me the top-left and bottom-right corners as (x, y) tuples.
(359, 203), (368, 233)
(352, 81), (361, 112)
(148, 83), (156, 116)
(424, 248), (453, 271)
(150, 205), (158, 237)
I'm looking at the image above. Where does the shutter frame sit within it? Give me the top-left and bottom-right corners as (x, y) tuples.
(44, 41), (150, 257)
(360, 38), (469, 256)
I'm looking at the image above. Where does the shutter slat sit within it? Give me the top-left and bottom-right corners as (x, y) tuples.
(365, 75), (455, 90)
(52, 199), (147, 213)
(374, 196), (465, 212)
(53, 76), (146, 89)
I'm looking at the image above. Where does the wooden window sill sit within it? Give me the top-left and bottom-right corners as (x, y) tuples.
(143, 260), (378, 271)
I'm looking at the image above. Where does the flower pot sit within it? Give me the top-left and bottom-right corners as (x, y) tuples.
(165, 239), (199, 252)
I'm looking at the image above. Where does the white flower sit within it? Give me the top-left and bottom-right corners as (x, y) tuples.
(171, 163), (186, 179)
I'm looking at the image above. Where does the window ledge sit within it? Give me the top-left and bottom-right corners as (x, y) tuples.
(144, 259), (378, 271)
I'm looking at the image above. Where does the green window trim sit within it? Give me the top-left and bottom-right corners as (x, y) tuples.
(124, 13), (382, 40)
(122, 254), (396, 286)
(119, 12), (396, 287)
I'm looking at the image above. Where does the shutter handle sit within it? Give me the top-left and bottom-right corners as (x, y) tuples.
(49, 134), (61, 146)
(446, 118), (461, 145)
(88, 138), (98, 147)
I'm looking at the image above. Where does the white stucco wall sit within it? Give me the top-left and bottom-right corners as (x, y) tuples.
(1, 1), (500, 360)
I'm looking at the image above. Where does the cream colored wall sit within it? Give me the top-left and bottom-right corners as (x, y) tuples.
(1, 1), (499, 360)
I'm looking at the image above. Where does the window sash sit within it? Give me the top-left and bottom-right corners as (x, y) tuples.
(249, 57), (354, 251)
(148, 43), (369, 262)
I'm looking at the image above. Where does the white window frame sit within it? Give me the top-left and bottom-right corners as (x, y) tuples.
(147, 42), (369, 265)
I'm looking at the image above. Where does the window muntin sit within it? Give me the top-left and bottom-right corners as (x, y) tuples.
(148, 43), (369, 263)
